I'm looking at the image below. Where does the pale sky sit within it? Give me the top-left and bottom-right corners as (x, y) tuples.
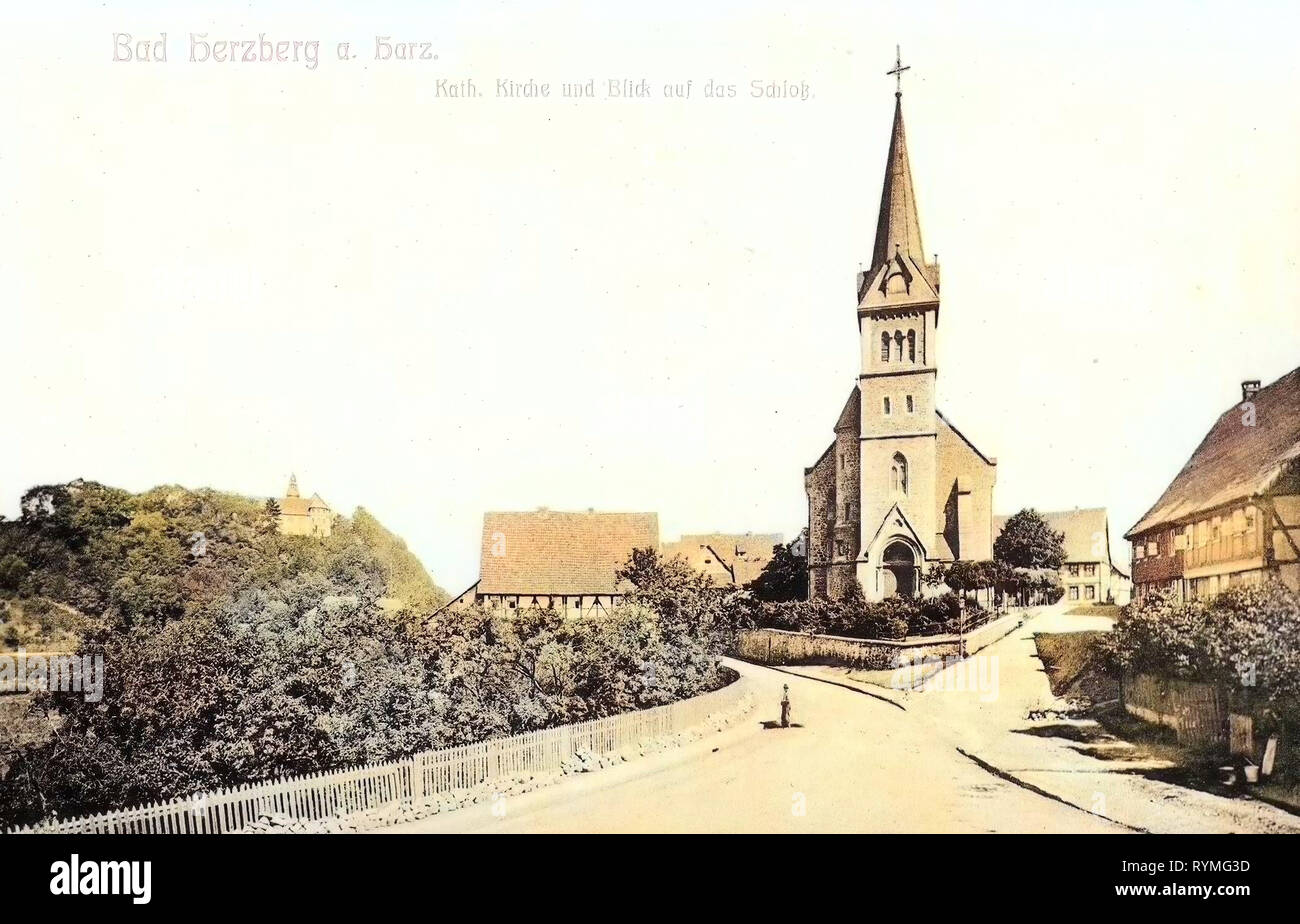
(3, 1), (1298, 593)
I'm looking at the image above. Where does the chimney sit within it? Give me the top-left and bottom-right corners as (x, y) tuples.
(1242, 380), (1261, 402)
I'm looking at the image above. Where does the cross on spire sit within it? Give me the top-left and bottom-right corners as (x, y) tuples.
(886, 45), (910, 96)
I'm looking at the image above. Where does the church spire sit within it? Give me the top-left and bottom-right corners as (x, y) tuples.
(870, 56), (926, 275)
(286, 474), (300, 498)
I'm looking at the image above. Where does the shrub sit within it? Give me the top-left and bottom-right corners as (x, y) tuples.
(1104, 583), (1300, 710)
(0, 555), (28, 593)
(752, 589), (972, 641)
(914, 592), (962, 635)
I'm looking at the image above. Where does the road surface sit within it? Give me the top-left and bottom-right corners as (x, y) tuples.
(380, 647), (1124, 833)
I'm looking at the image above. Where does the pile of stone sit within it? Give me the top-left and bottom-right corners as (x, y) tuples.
(237, 812), (354, 834)
(1026, 699), (1088, 722)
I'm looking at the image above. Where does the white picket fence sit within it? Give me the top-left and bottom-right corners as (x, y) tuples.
(8, 673), (749, 834)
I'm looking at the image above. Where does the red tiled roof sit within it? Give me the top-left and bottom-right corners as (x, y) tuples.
(1126, 366), (1300, 538)
(478, 510), (660, 595)
(280, 495), (311, 516)
(663, 533), (783, 584)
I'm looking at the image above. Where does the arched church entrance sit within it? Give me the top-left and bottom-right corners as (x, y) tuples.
(882, 540), (917, 598)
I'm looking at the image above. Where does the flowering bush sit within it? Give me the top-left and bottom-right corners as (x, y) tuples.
(1104, 583), (1300, 706)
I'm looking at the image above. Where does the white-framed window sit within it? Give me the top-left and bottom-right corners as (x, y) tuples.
(1085, 585), (1096, 600)
(1069, 586), (1079, 601)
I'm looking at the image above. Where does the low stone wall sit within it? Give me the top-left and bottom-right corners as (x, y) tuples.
(735, 611), (1025, 669)
(735, 628), (957, 669)
(962, 611), (1027, 656)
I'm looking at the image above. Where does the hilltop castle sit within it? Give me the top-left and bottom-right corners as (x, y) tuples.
(275, 475), (333, 538)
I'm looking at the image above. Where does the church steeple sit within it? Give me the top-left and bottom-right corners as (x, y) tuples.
(871, 91), (926, 275)
(286, 474), (300, 498)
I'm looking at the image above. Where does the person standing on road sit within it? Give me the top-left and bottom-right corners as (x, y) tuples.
(780, 684), (791, 728)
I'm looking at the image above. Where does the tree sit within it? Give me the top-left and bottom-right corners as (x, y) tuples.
(0, 555), (28, 593)
(994, 509), (1066, 571)
(0, 480), (728, 830)
(616, 547), (734, 649)
(747, 541), (807, 602)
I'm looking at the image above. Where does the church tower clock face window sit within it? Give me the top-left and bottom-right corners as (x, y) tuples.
(891, 452), (909, 494)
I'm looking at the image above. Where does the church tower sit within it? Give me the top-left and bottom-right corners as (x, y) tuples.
(805, 53), (997, 603)
(853, 84), (942, 599)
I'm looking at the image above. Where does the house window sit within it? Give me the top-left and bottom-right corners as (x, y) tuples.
(906, 395), (914, 413)
(834, 540), (845, 556)
(1085, 585), (1096, 600)
(907, 329), (916, 362)
(891, 452), (908, 494)
(1069, 587), (1079, 601)
(573, 598), (581, 609)
(1083, 564), (1096, 576)
(880, 332), (890, 362)
(1068, 564), (1080, 576)
(883, 397), (892, 415)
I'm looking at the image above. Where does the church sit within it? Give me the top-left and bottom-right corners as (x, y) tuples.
(805, 73), (997, 602)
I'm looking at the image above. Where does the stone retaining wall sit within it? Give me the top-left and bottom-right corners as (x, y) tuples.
(736, 611), (1025, 669)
